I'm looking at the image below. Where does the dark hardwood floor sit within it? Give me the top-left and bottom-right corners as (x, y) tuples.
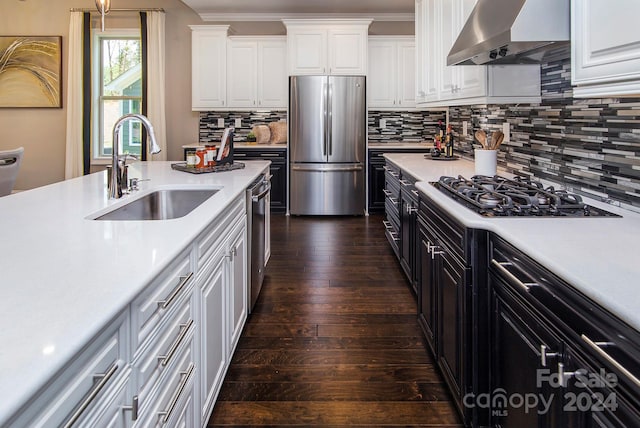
(208, 214), (462, 427)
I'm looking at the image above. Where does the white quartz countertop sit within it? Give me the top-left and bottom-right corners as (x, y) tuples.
(384, 153), (640, 333)
(0, 160), (270, 424)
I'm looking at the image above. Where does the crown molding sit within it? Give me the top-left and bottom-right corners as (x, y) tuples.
(198, 12), (414, 22)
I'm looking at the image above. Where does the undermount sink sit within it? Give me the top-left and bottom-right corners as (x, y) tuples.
(95, 188), (220, 221)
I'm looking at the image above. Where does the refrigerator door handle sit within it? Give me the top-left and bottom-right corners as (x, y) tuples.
(323, 82), (328, 157)
(328, 83), (333, 156)
(291, 165), (363, 172)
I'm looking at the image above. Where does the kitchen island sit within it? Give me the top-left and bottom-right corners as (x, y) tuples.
(0, 160), (269, 426)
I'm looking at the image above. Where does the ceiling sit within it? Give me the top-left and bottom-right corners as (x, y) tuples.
(181, 0), (415, 21)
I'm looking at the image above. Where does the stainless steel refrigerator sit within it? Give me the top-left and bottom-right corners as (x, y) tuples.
(289, 75), (366, 215)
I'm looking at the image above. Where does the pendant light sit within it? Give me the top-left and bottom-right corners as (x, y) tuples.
(95, 0), (111, 32)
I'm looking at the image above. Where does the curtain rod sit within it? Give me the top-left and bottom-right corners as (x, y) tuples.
(69, 8), (165, 13)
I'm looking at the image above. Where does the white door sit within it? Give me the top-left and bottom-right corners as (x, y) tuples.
(191, 28), (227, 109)
(415, 0), (427, 103)
(424, 0), (440, 102)
(288, 28), (327, 75)
(438, 0), (459, 99)
(328, 27), (367, 75)
(397, 41), (416, 107)
(227, 222), (247, 356)
(258, 39), (287, 108)
(572, 0), (640, 88)
(227, 40), (258, 108)
(198, 252), (226, 426)
(368, 39), (396, 108)
(456, 0), (486, 99)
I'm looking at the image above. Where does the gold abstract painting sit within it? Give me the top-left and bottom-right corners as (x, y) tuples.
(0, 36), (62, 108)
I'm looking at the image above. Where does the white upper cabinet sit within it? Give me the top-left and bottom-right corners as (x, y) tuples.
(283, 20), (372, 75)
(572, 0), (640, 97)
(415, 0), (541, 107)
(191, 25), (229, 111)
(227, 37), (287, 109)
(368, 36), (415, 109)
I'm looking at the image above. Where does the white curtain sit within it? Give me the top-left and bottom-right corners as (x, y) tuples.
(64, 12), (84, 179)
(146, 11), (167, 161)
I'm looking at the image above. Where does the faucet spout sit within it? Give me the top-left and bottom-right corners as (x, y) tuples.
(109, 113), (161, 199)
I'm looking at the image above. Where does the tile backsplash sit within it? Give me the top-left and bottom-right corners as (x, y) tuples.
(449, 47), (640, 210)
(368, 110), (446, 142)
(199, 111), (287, 143)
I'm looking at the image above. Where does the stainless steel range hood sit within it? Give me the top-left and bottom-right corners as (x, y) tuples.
(447, 0), (569, 66)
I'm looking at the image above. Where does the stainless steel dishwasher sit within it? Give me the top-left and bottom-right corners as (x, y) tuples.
(246, 173), (271, 312)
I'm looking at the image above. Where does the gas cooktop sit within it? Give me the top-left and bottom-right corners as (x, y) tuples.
(432, 175), (621, 218)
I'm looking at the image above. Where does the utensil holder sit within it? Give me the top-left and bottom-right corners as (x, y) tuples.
(474, 149), (497, 176)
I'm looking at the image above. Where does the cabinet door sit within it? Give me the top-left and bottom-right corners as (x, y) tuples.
(418, 219), (437, 356)
(424, 0), (440, 102)
(191, 27), (227, 110)
(415, 0), (427, 103)
(227, 220), (247, 356)
(287, 28), (328, 75)
(368, 160), (386, 213)
(397, 42), (416, 108)
(437, 250), (467, 404)
(258, 39), (287, 108)
(227, 40), (258, 108)
(490, 277), (562, 427)
(198, 251), (227, 425)
(368, 40), (397, 108)
(456, 0), (486, 99)
(269, 160), (287, 213)
(438, 0), (459, 99)
(328, 27), (368, 75)
(572, 0), (640, 95)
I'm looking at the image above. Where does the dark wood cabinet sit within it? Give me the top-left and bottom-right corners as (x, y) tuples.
(234, 148), (287, 213)
(489, 234), (640, 428)
(368, 148), (428, 214)
(399, 177), (419, 294)
(416, 195), (480, 425)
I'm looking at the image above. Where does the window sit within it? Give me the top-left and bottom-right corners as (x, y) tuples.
(92, 29), (142, 161)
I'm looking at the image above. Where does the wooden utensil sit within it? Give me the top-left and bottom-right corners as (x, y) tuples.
(493, 132), (505, 150)
(491, 131), (504, 150)
(475, 130), (487, 149)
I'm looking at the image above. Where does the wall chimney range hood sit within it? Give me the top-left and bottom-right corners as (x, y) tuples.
(447, 0), (570, 66)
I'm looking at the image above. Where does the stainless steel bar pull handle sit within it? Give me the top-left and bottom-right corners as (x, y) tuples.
(323, 83), (328, 157)
(582, 334), (640, 388)
(158, 319), (194, 367)
(62, 362), (119, 428)
(540, 344), (558, 367)
(122, 395), (139, 421)
(159, 362), (195, 424)
(382, 189), (392, 197)
(252, 184), (271, 202)
(327, 83), (333, 156)
(490, 259), (537, 293)
(157, 272), (193, 310)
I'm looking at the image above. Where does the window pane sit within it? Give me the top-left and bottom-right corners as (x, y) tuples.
(101, 99), (142, 157)
(102, 39), (141, 97)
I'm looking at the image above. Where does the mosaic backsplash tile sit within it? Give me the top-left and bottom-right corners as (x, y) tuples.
(368, 110), (447, 142)
(199, 111), (287, 143)
(449, 47), (640, 210)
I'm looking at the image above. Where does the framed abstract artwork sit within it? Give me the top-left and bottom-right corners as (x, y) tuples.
(0, 36), (62, 108)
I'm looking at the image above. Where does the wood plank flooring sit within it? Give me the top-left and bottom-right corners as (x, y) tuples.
(208, 214), (462, 427)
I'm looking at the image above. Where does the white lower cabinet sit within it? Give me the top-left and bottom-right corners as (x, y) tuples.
(6, 194), (249, 428)
(5, 311), (131, 428)
(197, 246), (227, 426)
(197, 213), (247, 427)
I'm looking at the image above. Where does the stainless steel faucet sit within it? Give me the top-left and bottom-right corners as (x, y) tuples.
(108, 114), (161, 199)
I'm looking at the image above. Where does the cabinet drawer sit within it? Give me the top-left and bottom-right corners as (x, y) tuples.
(133, 295), (195, 411)
(136, 337), (196, 428)
(197, 197), (245, 269)
(8, 313), (129, 428)
(132, 251), (194, 351)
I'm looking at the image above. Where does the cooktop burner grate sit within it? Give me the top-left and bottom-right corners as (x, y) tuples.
(433, 175), (621, 217)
